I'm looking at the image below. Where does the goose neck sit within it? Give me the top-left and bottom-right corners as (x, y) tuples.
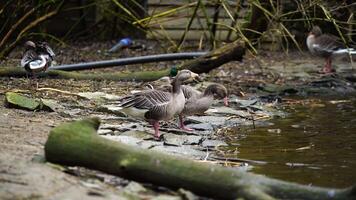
(171, 79), (182, 94)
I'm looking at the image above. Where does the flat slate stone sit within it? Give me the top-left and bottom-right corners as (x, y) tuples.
(151, 145), (206, 159)
(186, 123), (213, 131)
(205, 106), (250, 117)
(186, 116), (243, 127)
(184, 135), (203, 145)
(163, 133), (186, 146)
(98, 129), (114, 135)
(100, 123), (144, 132)
(202, 140), (228, 148)
(101, 135), (141, 146)
(78, 92), (121, 100)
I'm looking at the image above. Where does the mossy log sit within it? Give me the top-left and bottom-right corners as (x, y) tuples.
(44, 118), (355, 200)
(0, 67), (170, 82)
(0, 40), (245, 81)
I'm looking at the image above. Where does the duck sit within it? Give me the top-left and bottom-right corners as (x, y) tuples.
(118, 70), (199, 138)
(21, 41), (55, 75)
(179, 84), (228, 130)
(306, 26), (356, 73)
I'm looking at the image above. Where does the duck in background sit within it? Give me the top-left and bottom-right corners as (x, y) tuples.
(306, 26), (356, 73)
(21, 41), (55, 88)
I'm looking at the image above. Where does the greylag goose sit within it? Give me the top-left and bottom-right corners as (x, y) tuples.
(179, 83), (228, 131)
(118, 70), (199, 138)
(306, 26), (356, 73)
(142, 76), (171, 92)
(21, 41), (55, 74)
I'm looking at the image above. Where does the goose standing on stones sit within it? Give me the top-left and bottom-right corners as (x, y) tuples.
(179, 84), (228, 131)
(118, 70), (199, 138)
(306, 26), (356, 73)
(21, 41), (55, 87)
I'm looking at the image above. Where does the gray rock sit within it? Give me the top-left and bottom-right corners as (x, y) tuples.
(121, 130), (152, 140)
(98, 129), (114, 135)
(100, 123), (144, 132)
(163, 133), (186, 146)
(186, 123), (213, 131)
(234, 99), (258, 107)
(101, 135), (141, 146)
(151, 145), (206, 159)
(186, 116), (243, 127)
(78, 92), (121, 101)
(202, 140), (227, 148)
(184, 135), (202, 145)
(205, 106), (250, 117)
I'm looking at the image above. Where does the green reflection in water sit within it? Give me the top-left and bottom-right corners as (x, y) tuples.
(227, 97), (356, 188)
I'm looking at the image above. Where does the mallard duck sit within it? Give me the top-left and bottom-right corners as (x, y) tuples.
(21, 41), (55, 74)
(178, 84), (228, 130)
(118, 70), (199, 138)
(306, 26), (356, 73)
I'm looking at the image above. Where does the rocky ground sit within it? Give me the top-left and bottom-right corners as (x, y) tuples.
(1, 41), (356, 199)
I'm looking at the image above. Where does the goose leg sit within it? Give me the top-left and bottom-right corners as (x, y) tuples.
(179, 115), (193, 131)
(153, 121), (161, 138)
(33, 74), (39, 89)
(322, 57), (333, 73)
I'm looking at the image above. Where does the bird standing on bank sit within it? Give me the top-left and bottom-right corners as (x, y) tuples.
(179, 84), (229, 131)
(118, 70), (199, 138)
(21, 41), (55, 88)
(306, 26), (356, 73)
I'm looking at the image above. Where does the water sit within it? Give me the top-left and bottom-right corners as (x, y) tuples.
(227, 97), (356, 188)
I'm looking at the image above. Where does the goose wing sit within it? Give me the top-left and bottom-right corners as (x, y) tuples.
(181, 85), (201, 100)
(119, 90), (172, 109)
(37, 42), (55, 59)
(313, 34), (345, 54)
(21, 49), (38, 68)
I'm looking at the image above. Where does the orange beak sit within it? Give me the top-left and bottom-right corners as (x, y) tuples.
(224, 97), (229, 106)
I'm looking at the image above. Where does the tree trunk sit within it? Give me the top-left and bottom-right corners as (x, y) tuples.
(44, 118), (355, 200)
(178, 40), (245, 74)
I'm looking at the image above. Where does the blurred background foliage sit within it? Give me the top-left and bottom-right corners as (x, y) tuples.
(0, 0), (355, 59)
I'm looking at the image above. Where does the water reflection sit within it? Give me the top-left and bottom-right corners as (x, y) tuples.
(227, 97), (356, 188)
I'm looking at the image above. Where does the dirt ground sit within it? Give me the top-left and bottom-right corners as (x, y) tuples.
(1, 41), (356, 199)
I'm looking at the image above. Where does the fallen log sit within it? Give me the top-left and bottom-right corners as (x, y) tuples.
(44, 118), (355, 200)
(0, 40), (245, 81)
(178, 40), (245, 74)
(0, 67), (170, 82)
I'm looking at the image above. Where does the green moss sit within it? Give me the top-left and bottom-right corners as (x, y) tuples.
(5, 92), (40, 110)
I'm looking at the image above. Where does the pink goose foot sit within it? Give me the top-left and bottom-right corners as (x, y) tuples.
(179, 115), (193, 131)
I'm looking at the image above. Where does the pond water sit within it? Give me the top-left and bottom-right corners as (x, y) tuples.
(227, 96), (356, 188)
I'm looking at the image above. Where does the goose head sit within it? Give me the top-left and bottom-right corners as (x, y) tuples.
(171, 70), (199, 93)
(24, 41), (36, 50)
(174, 70), (199, 83)
(309, 26), (322, 37)
(204, 84), (229, 106)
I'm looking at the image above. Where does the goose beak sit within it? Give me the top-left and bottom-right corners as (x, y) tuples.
(224, 97), (229, 106)
(190, 72), (199, 81)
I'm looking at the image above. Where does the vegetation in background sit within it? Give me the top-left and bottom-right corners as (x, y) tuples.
(0, 0), (355, 59)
